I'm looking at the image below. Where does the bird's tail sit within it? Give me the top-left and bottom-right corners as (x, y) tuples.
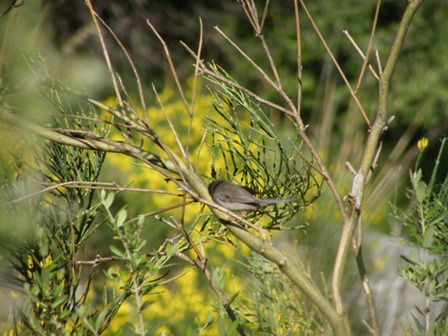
(259, 198), (297, 206)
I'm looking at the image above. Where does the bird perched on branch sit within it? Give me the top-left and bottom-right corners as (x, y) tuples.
(208, 180), (297, 212)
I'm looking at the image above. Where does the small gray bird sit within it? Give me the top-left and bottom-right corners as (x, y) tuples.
(208, 180), (297, 212)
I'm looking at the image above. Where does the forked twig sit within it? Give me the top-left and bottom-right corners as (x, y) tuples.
(182, 42), (294, 116)
(298, 0), (370, 126)
(157, 218), (249, 336)
(354, 0), (382, 91)
(199, 197), (268, 242)
(331, 3), (424, 335)
(342, 30), (379, 81)
(214, 26), (298, 119)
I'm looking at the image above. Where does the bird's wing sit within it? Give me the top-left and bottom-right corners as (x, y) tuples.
(241, 185), (258, 195)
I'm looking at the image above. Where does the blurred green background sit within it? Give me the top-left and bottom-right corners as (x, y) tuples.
(1, 0), (447, 334)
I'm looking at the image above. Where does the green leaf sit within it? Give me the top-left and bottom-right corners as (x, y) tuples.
(165, 242), (178, 258)
(100, 189), (106, 202)
(412, 169), (422, 185)
(422, 225), (435, 248)
(51, 295), (67, 309)
(116, 209), (127, 228)
(95, 309), (108, 332)
(60, 310), (71, 319)
(137, 214), (145, 225)
(110, 245), (125, 259)
(416, 181), (427, 204)
(226, 321), (239, 336)
(103, 192), (114, 209)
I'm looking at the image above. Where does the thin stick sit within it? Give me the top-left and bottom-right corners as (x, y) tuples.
(167, 223), (248, 335)
(299, 0), (370, 126)
(183, 42), (295, 116)
(195, 128), (208, 174)
(200, 197), (268, 241)
(85, 1), (124, 111)
(186, 18), (204, 168)
(125, 201), (196, 225)
(153, 85), (187, 160)
(215, 26), (298, 116)
(238, 0), (258, 31)
(260, 0), (270, 32)
(332, 2), (424, 331)
(289, 139), (323, 176)
(76, 255), (114, 266)
(294, 0), (302, 114)
(214, 27), (277, 91)
(239, 0), (282, 87)
(3, 181), (185, 205)
(342, 30), (379, 81)
(93, 13), (148, 122)
(354, 0), (381, 91)
(375, 49), (383, 76)
(146, 20), (193, 155)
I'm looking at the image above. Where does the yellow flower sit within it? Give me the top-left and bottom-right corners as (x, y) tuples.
(417, 137), (428, 151)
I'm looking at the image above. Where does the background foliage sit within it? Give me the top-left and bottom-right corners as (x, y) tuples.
(0, 0), (447, 335)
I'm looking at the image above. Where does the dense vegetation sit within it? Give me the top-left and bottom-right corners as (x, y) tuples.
(0, 1), (447, 335)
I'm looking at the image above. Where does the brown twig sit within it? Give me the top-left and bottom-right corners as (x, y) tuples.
(298, 0), (370, 126)
(185, 18), (204, 167)
(354, 0), (381, 91)
(85, 0), (124, 112)
(93, 13), (148, 122)
(155, 215), (248, 335)
(331, 3), (424, 335)
(294, 0), (302, 114)
(342, 30), (379, 82)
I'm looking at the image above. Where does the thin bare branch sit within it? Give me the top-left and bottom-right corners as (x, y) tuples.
(88, 99), (147, 133)
(182, 41), (296, 116)
(331, 1), (424, 330)
(152, 85), (187, 160)
(146, 19), (193, 163)
(299, 0), (370, 126)
(354, 0), (382, 91)
(258, 32), (282, 88)
(237, 0), (282, 87)
(375, 49), (383, 76)
(214, 27), (277, 91)
(354, 240), (381, 336)
(195, 128), (208, 174)
(214, 26), (296, 115)
(238, 0), (259, 32)
(260, 0), (270, 32)
(3, 181), (187, 206)
(165, 221), (249, 336)
(342, 30), (379, 81)
(186, 18), (204, 167)
(126, 201), (197, 225)
(294, 0), (302, 114)
(289, 139), (323, 176)
(85, 0), (124, 111)
(76, 255), (114, 266)
(93, 12), (148, 122)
